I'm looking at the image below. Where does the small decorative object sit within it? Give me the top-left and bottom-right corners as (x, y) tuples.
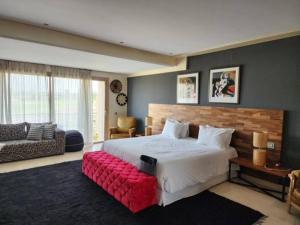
(264, 163), (290, 172)
(116, 93), (127, 106)
(145, 116), (153, 136)
(209, 66), (240, 103)
(177, 73), (199, 104)
(253, 131), (268, 166)
(110, 79), (122, 93)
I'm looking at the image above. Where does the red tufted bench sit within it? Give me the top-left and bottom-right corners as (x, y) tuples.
(82, 151), (158, 213)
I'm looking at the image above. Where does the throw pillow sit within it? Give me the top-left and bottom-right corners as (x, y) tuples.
(43, 124), (57, 140)
(27, 125), (44, 141)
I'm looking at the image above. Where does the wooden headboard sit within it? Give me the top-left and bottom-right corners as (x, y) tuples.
(149, 104), (284, 163)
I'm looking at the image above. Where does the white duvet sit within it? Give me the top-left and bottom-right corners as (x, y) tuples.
(102, 135), (237, 194)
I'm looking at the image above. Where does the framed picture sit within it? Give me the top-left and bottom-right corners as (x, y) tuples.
(177, 73), (199, 104)
(208, 66), (240, 104)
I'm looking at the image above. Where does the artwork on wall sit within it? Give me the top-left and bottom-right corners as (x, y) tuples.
(110, 79), (122, 93)
(177, 73), (199, 104)
(209, 66), (240, 104)
(116, 93), (128, 106)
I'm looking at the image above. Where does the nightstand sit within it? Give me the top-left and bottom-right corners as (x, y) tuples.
(228, 157), (291, 201)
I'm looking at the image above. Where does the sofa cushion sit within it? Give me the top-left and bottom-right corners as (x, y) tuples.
(0, 139), (57, 153)
(291, 189), (300, 205)
(110, 133), (130, 139)
(0, 123), (27, 141)
(0, 139), (41, 148)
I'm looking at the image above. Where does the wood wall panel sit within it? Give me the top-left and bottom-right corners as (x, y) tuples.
(149, 104), (284, 163)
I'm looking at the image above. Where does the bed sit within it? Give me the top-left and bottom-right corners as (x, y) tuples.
(94, 103), (284, 209)
(102, 134), (237, 206)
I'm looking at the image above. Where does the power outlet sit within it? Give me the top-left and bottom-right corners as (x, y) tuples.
(267, 142), (275, 150)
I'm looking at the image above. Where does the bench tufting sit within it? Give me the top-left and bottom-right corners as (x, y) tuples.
(82, 151), (158, 213)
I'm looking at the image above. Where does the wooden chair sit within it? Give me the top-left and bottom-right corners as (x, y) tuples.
(109, 116), (136, 139)
(288, 170), (300, 213)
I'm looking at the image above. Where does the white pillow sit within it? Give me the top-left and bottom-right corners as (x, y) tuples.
(197, 126), (235, 150)
(161, 119), (182, 139)
(163, 119), (189, 138)
(197, 125), (212, 145)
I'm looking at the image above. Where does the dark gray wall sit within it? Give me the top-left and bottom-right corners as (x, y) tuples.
(128, 36), (300, 168)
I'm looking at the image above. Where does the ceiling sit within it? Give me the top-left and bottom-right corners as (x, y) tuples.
(0, 0), (299, 73)
(0, 0), (299, 55)
(0, 37), (163, 74)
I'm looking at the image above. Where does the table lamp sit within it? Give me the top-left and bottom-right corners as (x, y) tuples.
(145, 116), (153, 136)
(253, 132), (268, 166)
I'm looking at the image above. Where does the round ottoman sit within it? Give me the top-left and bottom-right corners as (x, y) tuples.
(65, 130), (84, 152)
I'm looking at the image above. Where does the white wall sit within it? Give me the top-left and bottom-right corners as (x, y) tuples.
(91, 71), (128, 129)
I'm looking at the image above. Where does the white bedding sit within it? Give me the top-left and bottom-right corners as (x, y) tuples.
(102, 135), (237, 194)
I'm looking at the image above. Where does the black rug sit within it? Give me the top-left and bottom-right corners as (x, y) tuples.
(0, 160), (265, 225)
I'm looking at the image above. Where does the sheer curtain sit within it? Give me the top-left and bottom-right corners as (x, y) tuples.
(0, 60), (10, 123)
(10, 73), (50, 123)
(51, 66), (93, 144)
(8, 61), (49, 123)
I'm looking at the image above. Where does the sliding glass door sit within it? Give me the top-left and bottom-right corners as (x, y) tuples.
(92, 80), (106, 142)
(52, 77), (82, 131)
(52, 77), (107, 143)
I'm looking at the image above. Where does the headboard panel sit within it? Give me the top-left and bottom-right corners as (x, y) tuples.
(149, 104), (284, 163)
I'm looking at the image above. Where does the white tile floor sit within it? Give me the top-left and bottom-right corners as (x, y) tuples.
(0, 145), (299, 225)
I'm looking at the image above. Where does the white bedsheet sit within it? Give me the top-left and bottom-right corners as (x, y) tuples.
(102, 135), (237, 194)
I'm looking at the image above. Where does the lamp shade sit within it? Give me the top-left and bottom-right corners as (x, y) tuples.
(145, 116), (153, 126)
(253, 132), (268, 148)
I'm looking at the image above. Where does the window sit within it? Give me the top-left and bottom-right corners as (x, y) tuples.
(10, 73), (50, 123)
(4, 72), (106, 144)
(52, 77), (82, 130)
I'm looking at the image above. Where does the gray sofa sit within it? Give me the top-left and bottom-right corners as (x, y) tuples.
(0, 122), (65, 163)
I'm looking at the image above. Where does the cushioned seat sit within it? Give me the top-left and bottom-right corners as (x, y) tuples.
(291, 189), (300, 205)
(65, 130), (84, 152)
(288, 170), (300, 213)
(0, 123), (65, 163)
(82, 151), (157, 213)
(109, 117), (136, 139)
(0, 139), (56, 151)
(0, 139), (58, 162)
(0, 139), (57, 152)
(110, 133), (130, 139)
